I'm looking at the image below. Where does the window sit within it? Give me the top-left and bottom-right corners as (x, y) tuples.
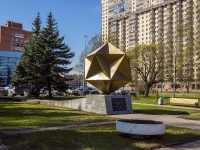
(15, 33), (24, 38)
(197, 84), (200, 90)
(192, 84), (195, 89)
(15, 43), (19, 46)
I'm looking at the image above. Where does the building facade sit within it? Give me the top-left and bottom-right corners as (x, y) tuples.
(0, 21), (32, 52)
(65, 74), (87, 89)
(0, 51), (21, 86)
(101, 0), (200, 92)
(0, 21), (32, 87)
(102, 0), (199, 50)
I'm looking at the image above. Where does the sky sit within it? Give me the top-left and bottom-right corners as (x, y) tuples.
(0, 0), (101, 73)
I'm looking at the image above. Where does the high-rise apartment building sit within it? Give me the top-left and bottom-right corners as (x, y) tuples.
(101, 0), (200, 92)
(101, 0), (199, 51)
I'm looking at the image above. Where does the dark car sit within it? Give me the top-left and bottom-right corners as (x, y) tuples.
(121, 90), (129, 95)
(129, 90), (137, 96)
(72, 88), (82, 96)
(40, 87), (48, 95)
(7, 86), (24, 96)
(0, 87), (8, 96)
(90, 88), (99, 94)
(112, 89), (122, 95)
(40, 87), (57, 96)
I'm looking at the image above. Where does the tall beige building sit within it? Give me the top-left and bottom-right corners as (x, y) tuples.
(101, 0), (200, 92)
(101, 0), (199, 51)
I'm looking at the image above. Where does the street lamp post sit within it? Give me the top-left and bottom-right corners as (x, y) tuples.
(172, 50), (176, 98)
(83, 35), (88, 95)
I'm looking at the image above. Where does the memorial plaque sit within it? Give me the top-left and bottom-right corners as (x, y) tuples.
(112, 98), (127, 111)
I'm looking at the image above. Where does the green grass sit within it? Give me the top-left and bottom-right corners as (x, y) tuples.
(0, 102), (115, 130)
(181, 114), (200, 120)
(132, 94), (200, 119)
(1, 124), (200, 150)
(132, 93), (200, 106)
(132, 104), (200, 115)
(0, 99), (200, 149)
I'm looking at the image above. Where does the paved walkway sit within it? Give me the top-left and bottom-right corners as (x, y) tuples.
(0, 102), (200, 150)
(111, 113), (200, 131)
(1, 122), (115, 135)
(157, 139), (200, 150)
(111, 113), (200, 150)
(110, 103), (200, 150)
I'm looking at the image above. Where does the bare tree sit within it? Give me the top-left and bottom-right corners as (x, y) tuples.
(74, 34), (102, 74)
(182, 0), (196, 93)
(127, 44), (164, 97)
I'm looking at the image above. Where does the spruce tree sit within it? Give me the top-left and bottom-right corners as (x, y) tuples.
(39, 12), (74, 97)
(12, 12), (74, 97)
(12, 13), (44, 96)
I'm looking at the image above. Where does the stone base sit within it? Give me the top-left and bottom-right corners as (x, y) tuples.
(116, 119), (165, 136)
(85, 95), (133, 115)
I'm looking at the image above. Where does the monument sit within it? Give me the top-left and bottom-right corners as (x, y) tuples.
(85, 42), (133, 115)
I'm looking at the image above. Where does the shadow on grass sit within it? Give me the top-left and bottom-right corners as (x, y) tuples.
(3, 125), (200, 150)
(0, 102), (115, 130)
(2, 128), (161, 150)
(0, 102), (89, 118)
(0, 96), (85, 102)
(0, 97), (23, 102)
(133, 109), (190, 115)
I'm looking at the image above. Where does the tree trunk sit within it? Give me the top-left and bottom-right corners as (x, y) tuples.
(186, 84), (189, 94)
(144, 85), (151, 97)
(47, 81), (52, 98)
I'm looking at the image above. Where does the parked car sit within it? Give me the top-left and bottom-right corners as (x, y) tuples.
(90, 88), (99, 94)
(72, 88), (82, 96)
(40, 87), (57, 96)
(65, 89), (73, 96)
(112, 89), (122, 95)
(7, 86), (24, 96)
(128, 90), (137, 96)
(4, 85), (11, 90)
(121, 90), (129, 95)
(0, 87), (8, 96)
(79, 87), (100, 95)
(40, 87), (48, 95)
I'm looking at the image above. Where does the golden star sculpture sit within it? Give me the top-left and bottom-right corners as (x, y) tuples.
(85, 42), (132, 95)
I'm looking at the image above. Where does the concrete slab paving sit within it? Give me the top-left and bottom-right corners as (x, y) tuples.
(157, 139), (200, 150)
(109, 113), (200, 131)
(108, 104), (200, 150)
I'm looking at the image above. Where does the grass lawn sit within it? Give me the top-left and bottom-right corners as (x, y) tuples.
(132, 94), (170, 104)
(1, 124), (200, 150)
(181, 114), (200, 121)
(132, 104), (200, 115)
(0, 101), (115, 130)
(132, 93), (200, 106)
(0, 96), (200, 149)
(131, 93), (200, 120)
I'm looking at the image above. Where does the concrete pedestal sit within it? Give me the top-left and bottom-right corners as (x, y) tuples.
(26, 95), (133, 115)
(85, 95), (133, 115)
